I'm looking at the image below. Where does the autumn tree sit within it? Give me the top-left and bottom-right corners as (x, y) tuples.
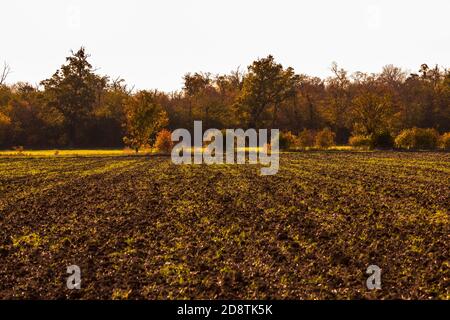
(183, 72), (211, 128)
(0, 108), (11, 146)
(181, 71), (243, 130)
(91, 78), (130, 147)
(236, 55), (298, 128)
(324, 62), (352, 143)
(212, 70), (243, 128)
(294, 75), (325, 132)
(123, 90), (168, 152)
(40, 47), (108, 146)
(351, 75), (394, 138)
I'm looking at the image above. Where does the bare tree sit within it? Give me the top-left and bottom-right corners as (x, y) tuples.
(0, 62), (11, 85)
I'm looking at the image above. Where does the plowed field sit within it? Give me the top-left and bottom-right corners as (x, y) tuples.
(0, 152), (448, 299)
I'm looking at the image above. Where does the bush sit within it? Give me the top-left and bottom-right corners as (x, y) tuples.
(349, 135), (372, 148)
(414, 128), (439, 150)
(315, 128), (335, 149)
(154, 129), (173, 153)
(395, 129), (415, 149)
(371, 130), (394, 149)
(395, 128), (440, 150)
(279, 131), (298, 150)
(298, 129), (315, 149)
(441, 132), (450, 150)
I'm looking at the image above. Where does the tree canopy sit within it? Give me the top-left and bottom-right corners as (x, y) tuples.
(0, 48), (448, 149)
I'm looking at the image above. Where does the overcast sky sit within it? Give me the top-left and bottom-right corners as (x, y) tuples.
(1, 0), (449, 91)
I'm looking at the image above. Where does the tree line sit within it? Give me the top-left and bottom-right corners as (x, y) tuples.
(0, 47), (448, 149)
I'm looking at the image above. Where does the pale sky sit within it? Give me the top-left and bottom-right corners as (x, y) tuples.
(1, 0), (449, 92)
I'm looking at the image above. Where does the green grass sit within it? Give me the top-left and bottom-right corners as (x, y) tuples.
(0, 149), (151, 157)
(0, 146), (357, 157)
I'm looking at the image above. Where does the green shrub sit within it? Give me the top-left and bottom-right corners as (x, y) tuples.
(315, 128), (335, 149)
(441, 132), (450, 150)
(279, 131), (298, 150)
(298, 129), (314, 149)
(395, 128), (440, 150)
(349, 135), (372, 148)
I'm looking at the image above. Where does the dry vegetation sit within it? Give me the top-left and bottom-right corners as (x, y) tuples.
(0, 152), (448, 299)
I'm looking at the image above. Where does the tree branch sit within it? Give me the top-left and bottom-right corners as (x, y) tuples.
(0, 62), (11, 85)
